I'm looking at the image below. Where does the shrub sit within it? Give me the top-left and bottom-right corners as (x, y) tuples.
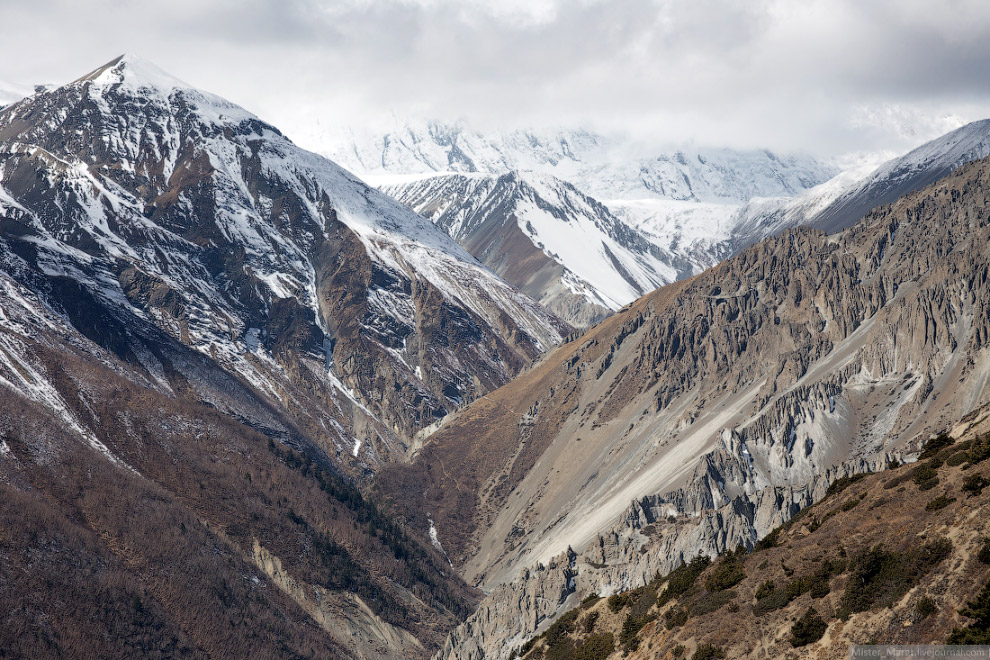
(658, 556), (711, 606)
(580, 593), (601, 608)
(883, 472), (913, 490)
(672, 644), (686, 658)
(925, 495), (956, 511)
(753, 588), (791, 616)
(947, 579), (990, 644)
(946, 451), (969, 467)
(617, 583), (659, 652)
(692, 643), (726, 660)
(665, 606), (689, 629)
(968, 433), (990, 465)
(754, 527), (780, 551)
(541, 609), (578, 648)
(978, 539), (990, 565)
(916, 596), (936, 617)
(826, 473), (869, 497)
(962, 473), (989, 497)
(582, 610), (599, 633)
(755, 580), (776, 600)
(704, 557), (745, 592)
(689, 590), (736, 617)
(607, 593), (628, 613)
(790, 607), (827, 647)
(912, 464), (939, 491)
(919, 433), (954, 460)
(841, 497), (861, 512)
(838, 540), (952, 618)
(567, 633), (614, 660)
(619, 612), (653, 651)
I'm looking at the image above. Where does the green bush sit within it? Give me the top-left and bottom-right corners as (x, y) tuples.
(946, 451), (969, 467)
(619, 612), (653, 651)
(925, 495), (956, 511)
(978, 539), (990, 565)
(541, 609), (578, 651)
(916, 596), (936, 617)
(826, 473), (869, 497)
(755, 580), (775, 600)
(658, 556), (711, 606)
(947, 579), (990, 644)
(962, 473), (989, 497)
(664, 606), (689, 630)
(582, 610), (599, 633)
(753, 588), (791, 616)
(968, 433), (990, 465)
(580, 593), (601, 608)
(919, 433), (954, 460)
(754, 527), (780, 551)
(672, 644), (686, 658)
(841, 497), (862, 512)
(790, 607), (827, 647)
(704, 557), (745, 592)
(689, 590), (736, 617)
(567, 633), (614, 660)
(837, 540), (952, 618)
(606, 593), (628, 613)
(692, 643), (726, 660)
(912, 464), (940, 491)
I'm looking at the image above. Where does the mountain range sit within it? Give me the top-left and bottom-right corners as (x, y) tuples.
(3, 55), (990, 660)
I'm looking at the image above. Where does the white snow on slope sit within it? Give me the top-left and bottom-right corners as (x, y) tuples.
(384, 170), (680, 312)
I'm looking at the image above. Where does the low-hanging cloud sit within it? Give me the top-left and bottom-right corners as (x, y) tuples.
(3, 0), (990, 157)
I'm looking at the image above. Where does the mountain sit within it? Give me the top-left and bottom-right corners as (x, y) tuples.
(512, 411), (990, 659)
(378, 153), (990, 659)
(320, 122), (836, 286)
(0, 55), (568, 462)
(319, 121), (837, 204)
(0, 54), (578, 659)
(0, 268), (479, 659)
(730, 119), (990, 246)
(380, 171), (695, 328)
(811, 119), (990, 233)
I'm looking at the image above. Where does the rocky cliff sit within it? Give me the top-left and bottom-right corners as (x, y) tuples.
(379, 154), (990, 659)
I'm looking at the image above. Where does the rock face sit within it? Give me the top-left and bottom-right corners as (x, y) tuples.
(382, 171), (694, 328)
(730, 119), (990, 248)
(511, 406), (990, 659)
(378, 155), (990, 659)
(0, 55), (579, 660)
(324, 121), (836, 308)
(0, 55), (568, 469)
(0, 267), (479, 660)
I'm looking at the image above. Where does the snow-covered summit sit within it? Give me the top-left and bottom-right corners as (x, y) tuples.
(78, 53), (191, 92)
(0, 56), (568, 450)
(317, 119), (837, 204)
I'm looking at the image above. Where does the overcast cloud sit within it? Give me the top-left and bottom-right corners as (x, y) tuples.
(3, 0), (990, 157)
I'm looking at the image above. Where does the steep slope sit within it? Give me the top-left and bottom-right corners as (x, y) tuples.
(512, 411), (990, 660)
(812, 119), (990, 233)
(729, 120), (990, 245)
(378, 154), (990, 659)
(324, 121), (834, 282)
(0, 266), (478, 660)
(0, 55), (567, 464)
(381, 171), (694, 327)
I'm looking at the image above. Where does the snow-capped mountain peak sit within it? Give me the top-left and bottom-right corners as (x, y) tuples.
(79, 53), (191, 92)
(0, 56), (568, 455)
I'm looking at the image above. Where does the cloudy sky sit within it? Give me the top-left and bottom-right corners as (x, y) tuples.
(3, 0), (990, 158)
